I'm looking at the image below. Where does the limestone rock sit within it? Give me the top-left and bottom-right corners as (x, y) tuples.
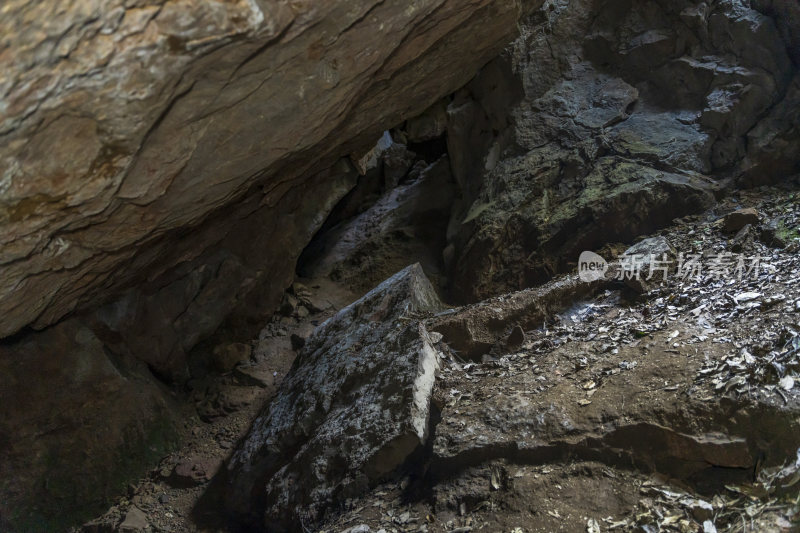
(623, 237), (675, 259)
(223, 264), (445, 529)
(622, 237), (677, 293)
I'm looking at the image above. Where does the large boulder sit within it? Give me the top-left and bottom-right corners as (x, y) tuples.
(0, 1), (542, 527)
(222, 264), (445, 530)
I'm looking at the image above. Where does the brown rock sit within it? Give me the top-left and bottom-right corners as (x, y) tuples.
(0, 320), (177, 531)
(234, 366), (276, 389)
(723, 208), (760, 233)
(0, 0), (538, 341)
(506, 325), (526, 349)
(212, 343), (252, 373)
(406, 99), (449, 142)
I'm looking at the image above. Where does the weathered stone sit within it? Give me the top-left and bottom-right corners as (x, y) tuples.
(752, 0), (800, 65)
(212, 343), (252, 374)
(168, 457), (220, 488)
(729, 224), (755, 253)
(620, 236), (677, 293)
(723, 208), (760, 233)
(405, 99), (449, 143)
(741, 74), (800, 184)
(624, 237), (675, 259)
(382, 142), (418, 190)
(300, 157), (455, 295)
(233, 366), (276, 389)
(223, 264), (445, 529)
(506, 325), (526, 350)
(118, 507), (148, 533)
(196, 385), (260, 422)
(88, 161), (358, 383)
(0, 319), (177, 531)
(0, 0), (541, 341)
(431, 272), (610, 362)
(444, 0), (796, 302)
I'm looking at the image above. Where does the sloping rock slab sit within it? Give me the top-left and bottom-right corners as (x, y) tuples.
(222, 264), (445, 530)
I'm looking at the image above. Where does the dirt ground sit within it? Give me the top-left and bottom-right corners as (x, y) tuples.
(82, 184), (800, 533)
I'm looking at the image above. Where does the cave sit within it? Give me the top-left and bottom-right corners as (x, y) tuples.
(2, 0), (800, 531)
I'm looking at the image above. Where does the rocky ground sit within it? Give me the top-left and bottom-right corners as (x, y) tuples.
(80, 180), (800, 533)
(316, 183), (800, 533)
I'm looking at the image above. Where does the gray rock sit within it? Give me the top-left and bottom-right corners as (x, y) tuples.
(622, 237), (676, 293)
(224, 264), (445, 529)
(118, 507), (148, 532)
(624, 237), (675, 258)
(405, 100), (449, 143)
(341, 526), (372, 533)
(300, 157), (455, 295)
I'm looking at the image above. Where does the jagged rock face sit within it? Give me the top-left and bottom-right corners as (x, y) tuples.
(0, 0), (539, 340)
(223, 264), (444, 530)
(444, 0), (800, 302)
